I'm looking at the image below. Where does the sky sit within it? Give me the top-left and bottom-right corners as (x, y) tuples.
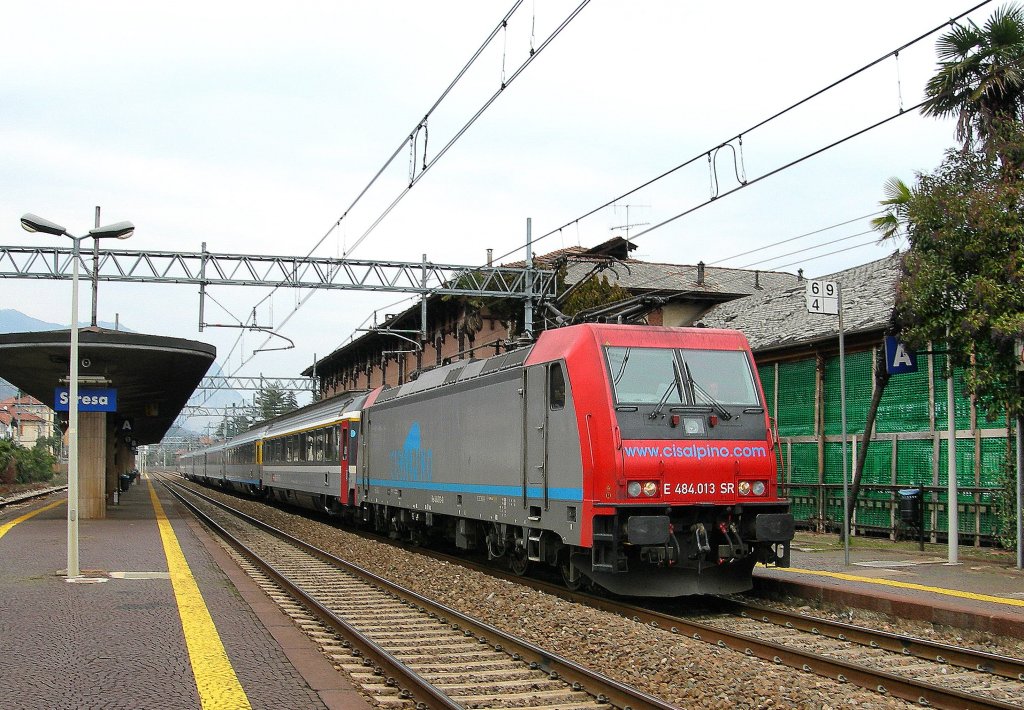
(0, 0), (992, 412)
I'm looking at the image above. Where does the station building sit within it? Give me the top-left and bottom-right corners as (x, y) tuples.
(0, 394), (55, 448)
(307, 237), (795, 395)
(695, 252), (1015, 547)
(307, 244), (1015, 547)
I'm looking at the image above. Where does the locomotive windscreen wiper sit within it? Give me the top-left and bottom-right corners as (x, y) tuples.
(649, 359), (683, 419)
(691, 379), (733, 421)
(612, 346), (631, 385)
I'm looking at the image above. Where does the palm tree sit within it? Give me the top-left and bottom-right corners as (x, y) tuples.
(922, 3), (1024, 155)
(870, 176), (913, 243)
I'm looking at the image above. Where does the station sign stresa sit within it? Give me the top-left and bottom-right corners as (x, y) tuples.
(54, 387), (118, 412)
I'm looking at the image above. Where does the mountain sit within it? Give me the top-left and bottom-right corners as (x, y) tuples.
(0, 309), (290, 440)
(0, 309), (131, 333)
(0, 309), (137, 399)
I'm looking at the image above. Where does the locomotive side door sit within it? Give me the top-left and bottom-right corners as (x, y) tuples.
(523, 364), (549, 510)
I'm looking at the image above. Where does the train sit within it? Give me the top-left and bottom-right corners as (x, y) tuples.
(180, 323), (794, 596)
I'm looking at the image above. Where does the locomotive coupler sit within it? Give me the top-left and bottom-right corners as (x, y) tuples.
(691, 523), (711, 559)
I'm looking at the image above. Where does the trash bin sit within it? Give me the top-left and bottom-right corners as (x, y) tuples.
(119, 473), (132, 493)
(898, 488), (921, 524)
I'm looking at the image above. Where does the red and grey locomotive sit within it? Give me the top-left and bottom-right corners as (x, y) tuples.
(181, 323), (793, 596)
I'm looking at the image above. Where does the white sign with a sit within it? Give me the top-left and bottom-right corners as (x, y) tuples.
(806, 279), (839, 315)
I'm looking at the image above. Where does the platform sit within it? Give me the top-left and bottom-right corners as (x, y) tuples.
(0, 475), (372, 710)
(754, 531), (1024, 638)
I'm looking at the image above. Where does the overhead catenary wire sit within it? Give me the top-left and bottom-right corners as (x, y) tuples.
(490, 0), (993, 264)
(231, 1), (591, 378)
(737, 228), (879, 269)
(767, 237), (886, 271)
(710, 210), (884, 265)
(202, 1), (529, 390)
(202, 1), (597, 397)
(202, 0), (988, 406)
(343, 0), (592, 257)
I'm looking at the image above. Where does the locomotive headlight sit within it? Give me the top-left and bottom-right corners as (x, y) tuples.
(738, 480), (751, 496)
(627, 481), (642, 498)
(752, 480), (766, 496)
(642, 481), (658, 497)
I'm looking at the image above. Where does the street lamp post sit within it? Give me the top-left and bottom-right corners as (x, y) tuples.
(19, 213), (134, 580)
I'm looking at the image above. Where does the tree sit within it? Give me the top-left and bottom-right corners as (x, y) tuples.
(254, 385), (299, 422)
(922, 4), (1024, 160)
(869, 177), (914, 242)
(0, 438), (56, 484)
(35, 431), (63, 458)
(854, 6), (1024, 540)
(864, 127), (1024, 542)
(895, 129), (1024, 420)
(216, 411), (254, 438)
(560, 273), (632, 319)
(0, 439), (15, 485)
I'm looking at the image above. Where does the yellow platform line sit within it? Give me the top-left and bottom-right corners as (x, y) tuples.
(147, 479), (252, 709)
(0, 500), (64, 541)
(777, 566), (1024, 608)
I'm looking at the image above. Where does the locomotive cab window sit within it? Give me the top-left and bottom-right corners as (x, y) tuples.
(605, 347), (685, 405)
(604, 346), (760, 407)
(683, 349), (760, 406)
(548, 362), (566, 411)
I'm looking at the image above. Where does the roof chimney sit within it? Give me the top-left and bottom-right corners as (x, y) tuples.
(754, 270), (760, 289)
(797, 268), (804, 281)
(486, 249), (493, 267)
(697, 261), (705, 286)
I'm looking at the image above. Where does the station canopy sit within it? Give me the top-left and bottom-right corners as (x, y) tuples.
(0, 328), (215, 444)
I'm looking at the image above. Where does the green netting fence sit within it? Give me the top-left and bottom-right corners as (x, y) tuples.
(760, 346), (1015, 546)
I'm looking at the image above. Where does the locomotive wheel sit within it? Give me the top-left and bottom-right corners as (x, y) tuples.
(560, 560), (584, 591)
(509, 548), (529, 576)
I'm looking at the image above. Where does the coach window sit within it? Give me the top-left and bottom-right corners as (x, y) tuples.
(325, 428), (335, 461)
(348, 427), (359, 466)
(548, 363), (566, 411)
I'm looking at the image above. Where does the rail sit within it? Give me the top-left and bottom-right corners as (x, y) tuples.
(162, 475), (675, 709)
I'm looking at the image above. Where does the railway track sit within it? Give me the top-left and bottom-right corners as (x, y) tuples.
(478, 560), (1024, 709)
(500, 574), (1024, 709)
(0, 485), (67, 510)
(168, 473), (1024, 709)
(161, 475), (675, 709)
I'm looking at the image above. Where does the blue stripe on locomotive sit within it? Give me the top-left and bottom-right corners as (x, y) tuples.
(366, 478), (582, 501)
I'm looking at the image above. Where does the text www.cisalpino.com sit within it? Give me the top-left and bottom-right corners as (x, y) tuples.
(623, 445), (768, 459)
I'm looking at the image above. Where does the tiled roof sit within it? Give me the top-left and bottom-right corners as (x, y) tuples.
(511, 242), (796, 298)
(694, 252), (902, 353)
(562, 258), (795, 297)
(0, 409), (44, 425)
(0, 395), (44, 407)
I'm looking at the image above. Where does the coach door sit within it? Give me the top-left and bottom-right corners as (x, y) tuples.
(339, 422), (350, 504)
(523, 364), (549, 511)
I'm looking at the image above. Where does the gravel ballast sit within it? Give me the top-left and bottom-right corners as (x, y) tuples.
(180, 484), (939, 709)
